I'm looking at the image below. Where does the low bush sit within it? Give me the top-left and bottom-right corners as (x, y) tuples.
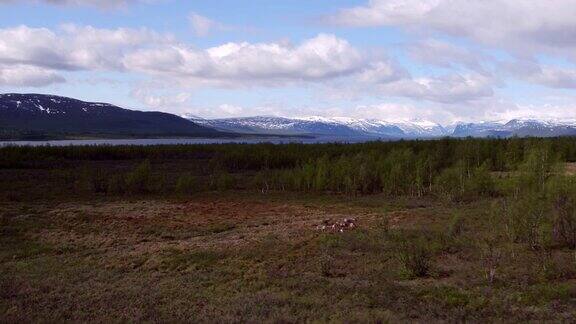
(447, 212), (465, 239)
(503, 193), (550, 250)
(175, 173), (197, 195)
(125, 160), (153, 194)
(398, 236), (433, 278)
(213, 172), (236, 191)
(546, 176), (576, 249)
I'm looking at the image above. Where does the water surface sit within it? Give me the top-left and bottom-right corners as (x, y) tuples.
(0, 136), (383, 147)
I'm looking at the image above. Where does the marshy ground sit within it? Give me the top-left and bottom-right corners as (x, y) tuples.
(2, 192), (576, 322)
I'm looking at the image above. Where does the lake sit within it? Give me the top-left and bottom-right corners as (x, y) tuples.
(0, 136), (384, 147)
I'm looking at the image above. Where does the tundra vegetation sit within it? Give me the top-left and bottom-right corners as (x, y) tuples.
(1, 137), (576, 322)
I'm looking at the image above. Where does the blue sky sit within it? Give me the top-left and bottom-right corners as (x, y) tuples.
(1, 0), (576, 124)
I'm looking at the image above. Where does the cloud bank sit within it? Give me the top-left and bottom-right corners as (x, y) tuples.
(0, 24), (493, 105)
(329, 0), (576, 59)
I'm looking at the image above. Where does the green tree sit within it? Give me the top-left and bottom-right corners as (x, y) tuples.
(175, 173), (196, 195)
(125, 160), (153, 194)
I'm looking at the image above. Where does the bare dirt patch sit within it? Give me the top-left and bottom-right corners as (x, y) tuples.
(35, 196), (384, 260)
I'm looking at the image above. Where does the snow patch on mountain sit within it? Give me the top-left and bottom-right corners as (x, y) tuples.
(186, 114), (576, 138)
(0, 93), (118, 116)
(187, 115), (447, 138)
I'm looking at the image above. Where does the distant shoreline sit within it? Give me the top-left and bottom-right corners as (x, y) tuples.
(0, 135), (386, 147)
(0, 133), (315, 142)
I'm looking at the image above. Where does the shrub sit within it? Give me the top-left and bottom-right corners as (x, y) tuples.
(125, 160), (153, 194)
(467, 162), (496, 197)
(517, 145), (560, 193)
(319, 252), (336, 277)
(546, 176), (576, 249)
(552, 197), (576, 249)
(434, 161), (466, 201)
(536, 250), (560, 280)
(447, 212), (465, 239)
(175, 173), (196, 195)
(251, 172), (271, 193)
(90, 168), (110, 193)
(398, 237), (432, 278)
(211, 172), (236, 191)
(107, 174), (126, 194)
(479, 238), (502, 284)
(74, 166), (94, 194)
(503, 194), (550, 250)
(435, 161), (495, 201)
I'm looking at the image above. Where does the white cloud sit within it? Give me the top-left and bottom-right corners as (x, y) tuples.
(0, 25), (173, 71)
(351, 102), (445, 122)
(488, 101), (576, 122)
(327, 0), (576, 93)
(329, 0), (576, 60)
(333, 70), (494, 104)
(504, 59), (576, 89)
(328, 0), (440, 27)
(127, 33), (485, 104)
(215, 104), (244, 115)
(357, 61), (407, 83)
(1, 25), (407, 90)
(189, 12), (221, 37)
(380, 73), (494, 103)
(408, 39), (491, 74)
(0, 64), (65, 87)
(0, 24), (499, 105)
(532, 68), (576, 89)
(186, 104), (285, 119)
(347, 98), (576, 124)
(124, 33), (371, 85)
(130, 88), (191, 109)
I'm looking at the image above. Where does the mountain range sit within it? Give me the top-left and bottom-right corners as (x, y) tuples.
(187, 116), (447, 138)
(2, 93), (576, 140)
(188, 115), (576, 139)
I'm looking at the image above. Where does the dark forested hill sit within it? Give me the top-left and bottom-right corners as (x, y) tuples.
(0, 93), (226, 140)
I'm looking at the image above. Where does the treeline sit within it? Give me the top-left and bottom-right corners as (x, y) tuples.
(249, 148), (495, 198)
(2, 136), (576, 169)
(2, 137), (576, 201)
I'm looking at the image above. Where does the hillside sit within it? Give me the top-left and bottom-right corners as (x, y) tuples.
(0, 94), (225, 140)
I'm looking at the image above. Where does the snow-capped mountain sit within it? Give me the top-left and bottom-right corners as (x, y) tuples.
(388, 120), (447, 137)
(187, 115), (576, 139)
(187, 115), (448, 138)
(0, 93), (222, 139)
(451, 118), (576, 138)
(503, 119), (576, 137)
(188, 116), (364, 136)
(451, 121), (512, 137)
(0, 93), (115, 115)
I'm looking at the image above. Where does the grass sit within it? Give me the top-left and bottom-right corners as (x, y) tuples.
(1, 152), (576, 321)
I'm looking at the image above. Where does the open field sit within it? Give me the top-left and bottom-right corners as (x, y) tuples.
(2, 139), (576, 322)
(3, 193), (576, 322)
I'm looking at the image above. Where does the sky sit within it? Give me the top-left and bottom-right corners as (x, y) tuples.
(1, 0), (576, 124)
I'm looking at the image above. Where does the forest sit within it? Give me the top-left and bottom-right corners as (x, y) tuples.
(2, 137), (576, 321)
(2, 136), (576, 198)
